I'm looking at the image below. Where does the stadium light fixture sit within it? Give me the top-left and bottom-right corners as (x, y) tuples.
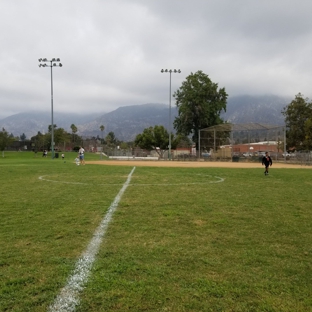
(38, 58), (63, 159)
(160, 69), (181, 160)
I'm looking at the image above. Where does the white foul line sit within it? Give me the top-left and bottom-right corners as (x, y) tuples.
(48, 166), (136, 312)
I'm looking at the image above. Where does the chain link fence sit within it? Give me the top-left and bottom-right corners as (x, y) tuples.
(98, 143), (312, 166)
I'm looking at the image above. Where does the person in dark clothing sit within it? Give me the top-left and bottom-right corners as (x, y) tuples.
(262, 152), (272, 175)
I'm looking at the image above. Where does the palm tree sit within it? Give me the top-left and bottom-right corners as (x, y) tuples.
(70, 124), (78, 143)
(100, 125), (105, 143)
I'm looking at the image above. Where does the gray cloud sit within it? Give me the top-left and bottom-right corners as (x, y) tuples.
(1, 0), (312, 119)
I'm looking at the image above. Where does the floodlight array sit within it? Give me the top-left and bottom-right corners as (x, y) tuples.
(38, 58), (62, 67)
(161, 69), (181, 73)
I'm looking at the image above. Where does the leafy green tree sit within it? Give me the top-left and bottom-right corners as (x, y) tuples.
(109, 131), (116, 143)
(105, 132), (116, 148)
(119, 142), (128, 150)
(105, 131), (118, 147)
(173, 70), (228, 148)
(0, 128), (14, 157)
(31, 131), (48, 151)
(45, 125), (73, 150)
(54, 128), (70, 146)
(282, 93), (312, 150)
(304, 117), (312, 150)
(135, 125), (177, 158)
(173, 134), (192, 148)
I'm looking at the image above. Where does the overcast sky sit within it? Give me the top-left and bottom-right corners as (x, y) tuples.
(1, 0), (312, 119)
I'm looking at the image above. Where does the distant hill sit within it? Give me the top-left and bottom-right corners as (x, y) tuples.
(221, 94), (289, 125)
(78, 103), (178, 141)
(0, 111), (99, 139)
(0, 95), (290, 141)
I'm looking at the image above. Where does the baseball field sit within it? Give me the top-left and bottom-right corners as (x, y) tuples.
(1, 152), (311, 311)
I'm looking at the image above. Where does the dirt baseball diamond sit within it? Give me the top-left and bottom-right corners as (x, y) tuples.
(86, 159), (311, 169)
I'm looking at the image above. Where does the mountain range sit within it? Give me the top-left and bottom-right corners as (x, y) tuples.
(0, 95), (290, 141)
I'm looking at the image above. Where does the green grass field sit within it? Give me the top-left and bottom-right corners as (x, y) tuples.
(1, 152), (312, 311)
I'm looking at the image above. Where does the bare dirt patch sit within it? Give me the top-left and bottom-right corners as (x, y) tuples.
(86, 160), (310, 169)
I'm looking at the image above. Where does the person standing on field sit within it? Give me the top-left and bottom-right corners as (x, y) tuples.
(79, 146), (85, 165)
(262, 152), (272, 175)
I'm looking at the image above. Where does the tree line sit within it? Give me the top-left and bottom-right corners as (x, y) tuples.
(1, 71), (311, 156)
(0, 122), (122, 156)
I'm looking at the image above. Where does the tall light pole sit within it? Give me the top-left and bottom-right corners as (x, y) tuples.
(38, 58), (63, 159)
(161, 69), (181, 160)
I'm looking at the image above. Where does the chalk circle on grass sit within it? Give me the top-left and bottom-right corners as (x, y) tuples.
(38, 174), (225, 185)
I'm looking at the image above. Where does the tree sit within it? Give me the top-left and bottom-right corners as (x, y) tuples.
(31, 131), (49, 151)
(105, 131), (118, 147)
(173, 70), (228, 148)
(54, 128), (70, 146)
(48, 124), (57, 133)
(46, 124), (57, 151)
(173, 134), (192, 148)
(70, 124), (78, 143)
(0, 128), (14, 157)
(45, 125), (73, 150)
(100, 125), (105, 143)
(20, 133), (26, 141)
(282, 93), (312, 150)
(304, 118), (312, 150)
(119, 142), (128, 150)
(134, 125), (177, 158)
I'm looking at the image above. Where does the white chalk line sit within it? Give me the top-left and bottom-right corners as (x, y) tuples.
(39, 174), (225, 185)
(48, 166), (136, 312)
